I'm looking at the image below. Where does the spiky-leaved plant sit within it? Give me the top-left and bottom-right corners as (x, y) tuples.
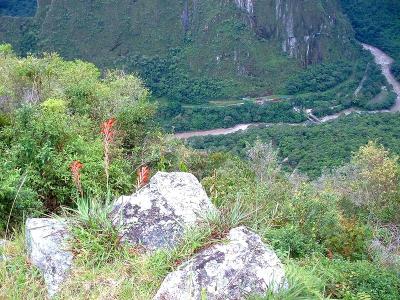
(63, 197), (121, 268)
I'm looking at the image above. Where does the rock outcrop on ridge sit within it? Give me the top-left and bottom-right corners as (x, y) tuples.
(26, 218), (73, 298)
(111, 172), (217, 251)
(23, 172), (286, 298)
(154, 226), (287, 300)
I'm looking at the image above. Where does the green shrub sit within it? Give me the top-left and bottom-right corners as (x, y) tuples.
(5, 105), (125, 208)
(325, 219), (372, 260)
(0, 161), (40, 233)
(0, 49), (156, 232)
(266, 225), (323, 258)
(312, 258), (400, 300)
(250, 263), (325, 300)
(0, 113), (11, 127)
(117, 100), (157, 149)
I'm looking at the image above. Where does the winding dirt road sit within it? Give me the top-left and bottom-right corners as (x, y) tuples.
(175, 44), (400, 139)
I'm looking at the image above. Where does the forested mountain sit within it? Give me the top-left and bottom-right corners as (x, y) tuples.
(340, 0), (400, 81)
(0, 0), (36, 16)
(340, 0), (400, 61)
(0, 0), (358, 102)
(1, 1), (400, 299)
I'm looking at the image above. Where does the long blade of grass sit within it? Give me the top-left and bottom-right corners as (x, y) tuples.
(5, 172), (28, 239)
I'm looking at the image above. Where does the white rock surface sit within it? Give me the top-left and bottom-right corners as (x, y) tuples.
(154, 226), (286, 300)
(0, 239), (7, 261)
(111, 172), (217, 251)
(26, 218), (73, 297)
(235, 0), (254, 14)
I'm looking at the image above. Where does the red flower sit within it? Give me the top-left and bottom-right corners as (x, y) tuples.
(137, 165), (150, 188)
(101, 118), (117, 193)
(70, 160), (84, 178)
(101, 118), (116, 143)
(70, 160), (84, 196)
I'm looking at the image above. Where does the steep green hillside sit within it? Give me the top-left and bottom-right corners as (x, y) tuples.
(0, 0), (36, 16)
(340, 0), (400, 60)
(0, 0), (359, 102)
(341, 0), (400, 80)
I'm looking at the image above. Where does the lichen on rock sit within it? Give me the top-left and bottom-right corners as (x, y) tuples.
(111, 172), (217, 251)
(26, 218), (73, 298)
(154, 226), (287, 300)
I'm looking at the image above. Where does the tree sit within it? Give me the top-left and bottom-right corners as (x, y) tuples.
(247, 139), (280, 183)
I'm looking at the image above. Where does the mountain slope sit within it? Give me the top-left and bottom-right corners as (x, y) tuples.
(0, 0), (359, 101)
(341, 0), (400, 61)
(340, 0), (400, 80)
(0, 0), (36, 16)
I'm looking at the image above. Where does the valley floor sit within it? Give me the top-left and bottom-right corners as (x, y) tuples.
(176, 43), (400, 139)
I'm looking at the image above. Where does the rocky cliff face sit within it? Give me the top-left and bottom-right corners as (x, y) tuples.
(0, 0), (357, 95)
(1, 0), (354, 62)
(232, 0), (354, 65)
(235, 0), (255, 14)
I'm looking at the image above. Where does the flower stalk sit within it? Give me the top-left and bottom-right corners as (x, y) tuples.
(70, 160), (84, 197)
(101, 118), (116, 198)
(137, 165), (150, 189)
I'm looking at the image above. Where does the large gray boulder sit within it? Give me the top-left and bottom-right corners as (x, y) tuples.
(26, 218), (73, 297)
(154, 227), (286, 300)
(111, 172), (217, 251)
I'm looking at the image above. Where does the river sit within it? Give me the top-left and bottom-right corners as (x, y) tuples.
(174, 124), (256, 139)
(362, 43), (400, 112)
(175, 44), (400, 139)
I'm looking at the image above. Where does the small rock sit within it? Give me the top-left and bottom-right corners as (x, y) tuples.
(111, 172), (217, 251)
(0, 239), (7, 261)
(154, 227), (286, 300)
(26, 218), (73, 298)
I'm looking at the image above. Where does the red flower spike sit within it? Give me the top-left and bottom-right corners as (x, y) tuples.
(70, 160), (84, 197)
(101, 118), (117, 192)
(137, 165), (150, 189)
(101, 118), (117, 143)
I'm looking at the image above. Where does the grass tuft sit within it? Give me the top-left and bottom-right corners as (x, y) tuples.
(62, 197), (122, 268)
(0, 228), (47, 299)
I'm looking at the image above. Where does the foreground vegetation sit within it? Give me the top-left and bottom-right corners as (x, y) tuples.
(1, 47), (399, 299)
(2, 140), (400, 299)
(0, 44), (159, 231)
